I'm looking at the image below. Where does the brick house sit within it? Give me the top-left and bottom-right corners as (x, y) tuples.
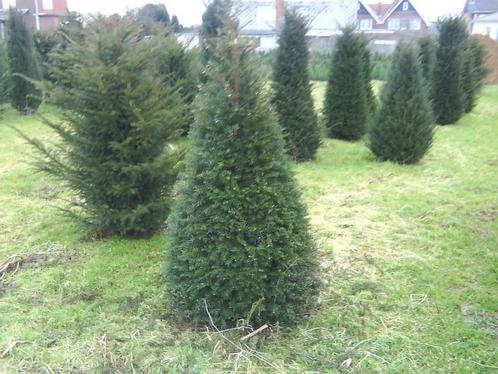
(357, 0), (430, 53)
(15, 0), (68, 32)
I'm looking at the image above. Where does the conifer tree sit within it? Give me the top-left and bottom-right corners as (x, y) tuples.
(272, 9), (320, 161)
(22, 17), (185, 237)
(6, 8), (41, 114)
(360, 38), (376, 115)
(0, 42), (10, 108)
(200, 0), (229, 65)
(417, 36), (437, 92)
(324, 27), (368, 141)
(165, 17), (319, 327)
(432, 17), (468, 125)
(462, 37), (487, 113)
(369, 44), (434, 165)
(149, 31), (200, 134)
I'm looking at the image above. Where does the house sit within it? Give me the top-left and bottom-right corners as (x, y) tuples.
(357, 0), (430, 53)
(13, 0), (68, 32)
(462, 0), (498, 39)
(233, 0), (358, 51)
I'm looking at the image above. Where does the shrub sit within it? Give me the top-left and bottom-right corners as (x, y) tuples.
(22, 17), (185, 237)
(462, 37), (488, 113)
(432, 17), (468, 125)
(165, 20), (320, 328)
(324, 27), (368, 141)
(7, 8), (41, 114)
(272, 9), (321, 161)
(369, 44), (434, 164)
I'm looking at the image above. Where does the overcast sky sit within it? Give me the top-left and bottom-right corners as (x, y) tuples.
(5, 0), (468, 26)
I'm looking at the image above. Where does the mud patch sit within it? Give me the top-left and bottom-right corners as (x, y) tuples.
(0, 243), (79, 289)
(461, 304), (498, 338)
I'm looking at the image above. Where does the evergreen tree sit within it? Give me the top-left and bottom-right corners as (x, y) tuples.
(171, 15), (183, 32)
(360, 37), (376, 115)
(200, 0), (229, 65)
(22, 17), (185, 237)
(272, 9), (320, 161)
(0, 42), (10, 108)
(417, 36), (437, 92)
(432, 17), (468, 125)
(324, 27), (368, 141)
(6, 8), (41, 114)
(33, 31), (58, 81)
(165, 20), (319, 327)
(369, 44), (434, 165)
(136, 3), (170, 35)
(462, 37), (488, 113)
(148, 32), (200, 134)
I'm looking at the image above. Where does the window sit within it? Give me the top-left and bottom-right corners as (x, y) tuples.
(388, 18), (400, 30)
(402, 2), (409, 11)
(43, 0), (54, 10)
(409, 19), (421, 30)
(359, 19), (373, 30)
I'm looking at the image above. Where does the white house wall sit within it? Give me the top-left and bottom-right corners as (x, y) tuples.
(473, 21), (498, 40)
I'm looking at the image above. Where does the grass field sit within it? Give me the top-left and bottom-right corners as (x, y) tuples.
(0, 85), (497, 373)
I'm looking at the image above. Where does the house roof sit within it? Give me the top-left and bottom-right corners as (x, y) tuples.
(359, 0), (429, 26)
(473, 11), (498, 21)
(463, 0), (498, 14)
(464, 0), (498, 13)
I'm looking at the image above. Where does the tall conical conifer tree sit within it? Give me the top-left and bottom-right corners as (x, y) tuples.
(462, 37), (487, 113)
(165, 13), (319, 327)
(324, 27), (368, 141)
(272, 9), (320, 161)
(369, 44), (434, 164)
(7, 8), (41, 114)
(432, 17), (468, 125)
(417, 36), (437, 93)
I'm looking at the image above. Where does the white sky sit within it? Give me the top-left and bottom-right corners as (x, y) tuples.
(5, 0), (468, 26)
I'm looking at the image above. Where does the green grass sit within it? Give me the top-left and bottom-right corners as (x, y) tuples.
(1, 87), (497, 373)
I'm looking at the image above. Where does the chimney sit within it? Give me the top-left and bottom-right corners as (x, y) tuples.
(276, 0), (285, 25)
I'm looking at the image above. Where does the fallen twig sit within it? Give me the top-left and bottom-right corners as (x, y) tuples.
(0, 340), (29, 358)
(204, 300), (278, 370)
(240, 324), (269, 343)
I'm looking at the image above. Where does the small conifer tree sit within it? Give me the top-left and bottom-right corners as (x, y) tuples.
(417, 36), (437, 92)
(432, 17), (468, 125)
(0, 42), (10, 108)
(165, 16), (319, 327)
(22, 17), (185, 237)
(369, 44), (434, 165)
(6, 8), (41, 114)
(200, 0), (229, 65)
(149, 32), (200, 134)
(360, 38), (376, 115)
(324, 27), (368, 141)
(272, 9), (320, 161)
(462, 37), (488, 113)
